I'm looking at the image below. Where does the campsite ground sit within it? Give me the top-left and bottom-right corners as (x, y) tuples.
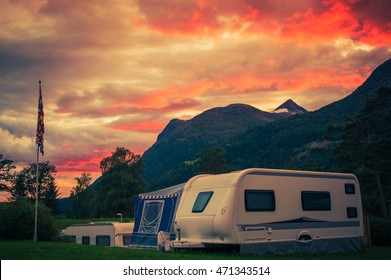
(1, 240), (391, 260)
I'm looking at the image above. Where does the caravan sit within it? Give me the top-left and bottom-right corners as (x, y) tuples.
(172, 168), (364, 254)
(64, 222), (134, 247)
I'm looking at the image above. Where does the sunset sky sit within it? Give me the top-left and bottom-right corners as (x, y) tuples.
(1, 0), (390, 200)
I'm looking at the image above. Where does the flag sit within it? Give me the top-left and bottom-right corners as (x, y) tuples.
(36, 80), (44, 156)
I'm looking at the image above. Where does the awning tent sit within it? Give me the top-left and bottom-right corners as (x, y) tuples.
(130, 183), (185, 247)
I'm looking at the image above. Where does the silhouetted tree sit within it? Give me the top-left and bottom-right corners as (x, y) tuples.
(69, 172), (92, 218)
(92, 147), (145, 217)
(6, 161), (60, 214)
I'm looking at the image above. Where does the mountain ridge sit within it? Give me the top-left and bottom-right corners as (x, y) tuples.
(157, 101), (305, 142)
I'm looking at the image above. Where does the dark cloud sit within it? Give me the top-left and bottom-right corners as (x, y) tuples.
(137, 0), (220, 34)
(55, 84), (144, 117)
(163, 98), (201, 111)
(343, 0), (391, 30)
(0, 117), (35, 139)
(344, 47), (391, 71)
(243, 0), (328, 19)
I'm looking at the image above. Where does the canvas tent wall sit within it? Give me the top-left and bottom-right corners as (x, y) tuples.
(130, 183), (185, 247)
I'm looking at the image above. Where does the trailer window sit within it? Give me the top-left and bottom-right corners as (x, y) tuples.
(96, 235), (110, 246)
(345, 183), (356, 194)
(82, 236), (90, 245)
(301, 191), (331, 211)
(347, 207), (358, 218)
(192, 191), (213, 213)
(245, 190), (275, 212)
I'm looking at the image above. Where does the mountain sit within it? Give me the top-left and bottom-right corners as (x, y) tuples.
(273, 99), (308, 114)
(157, 103), (290, 142)
(142, 101), (306, 188)
(142, 58), (391, 190)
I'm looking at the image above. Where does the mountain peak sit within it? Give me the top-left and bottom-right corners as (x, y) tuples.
(273, 99), (308, 114)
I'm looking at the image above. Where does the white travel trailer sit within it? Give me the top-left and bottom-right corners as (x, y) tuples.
(172, 168), (364, 254)
(64, 222), (134, 247)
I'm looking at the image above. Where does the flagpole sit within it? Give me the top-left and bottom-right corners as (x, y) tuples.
(33, 80), (42, 242)
(34, 141), (39, 242)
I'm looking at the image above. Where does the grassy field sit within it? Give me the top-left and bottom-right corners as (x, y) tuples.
(1, 240), (391, 260)
(2, 217), (389, 260)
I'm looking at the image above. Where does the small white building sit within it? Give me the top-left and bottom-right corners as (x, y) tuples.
(64, 222), (134, 247)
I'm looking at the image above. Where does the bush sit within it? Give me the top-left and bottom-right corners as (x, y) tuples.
(369, 216), (391, 246)
(0, 199), (58, 241)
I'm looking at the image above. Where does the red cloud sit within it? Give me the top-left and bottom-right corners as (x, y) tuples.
(130, 81), (212, 109)
(107, 119), (167, 133)
(106, 98), (200, 132)
(138, 0), (390, 46)
(55, 155), (104, 173)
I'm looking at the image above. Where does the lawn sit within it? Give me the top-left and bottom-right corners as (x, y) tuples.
(1, 240), (391, 260)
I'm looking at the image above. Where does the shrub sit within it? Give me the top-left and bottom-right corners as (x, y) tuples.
(369, 216), (391, 246)
(0, 199), (58, 241)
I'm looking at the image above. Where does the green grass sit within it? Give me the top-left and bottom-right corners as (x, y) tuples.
(1, 240), (390, 260)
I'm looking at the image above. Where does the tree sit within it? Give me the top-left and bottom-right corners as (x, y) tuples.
(7, 161), (60, 214)
(197, 147), (229, 174)
(0, 198), (58, 240)
(334, 87), (391, 218)
(0, 154), (15, 192)
(100, 147), (142, 174)
(71, 172), (92, 195)
(42, 182), (60, 215)
(9, 171), (29, 199)
(92, 147), (145, 217)
(69, 172), (92, 218)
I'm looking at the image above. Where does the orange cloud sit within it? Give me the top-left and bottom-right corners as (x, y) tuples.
(279, 2), (357, 43)
(107, 118), (167, 133)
